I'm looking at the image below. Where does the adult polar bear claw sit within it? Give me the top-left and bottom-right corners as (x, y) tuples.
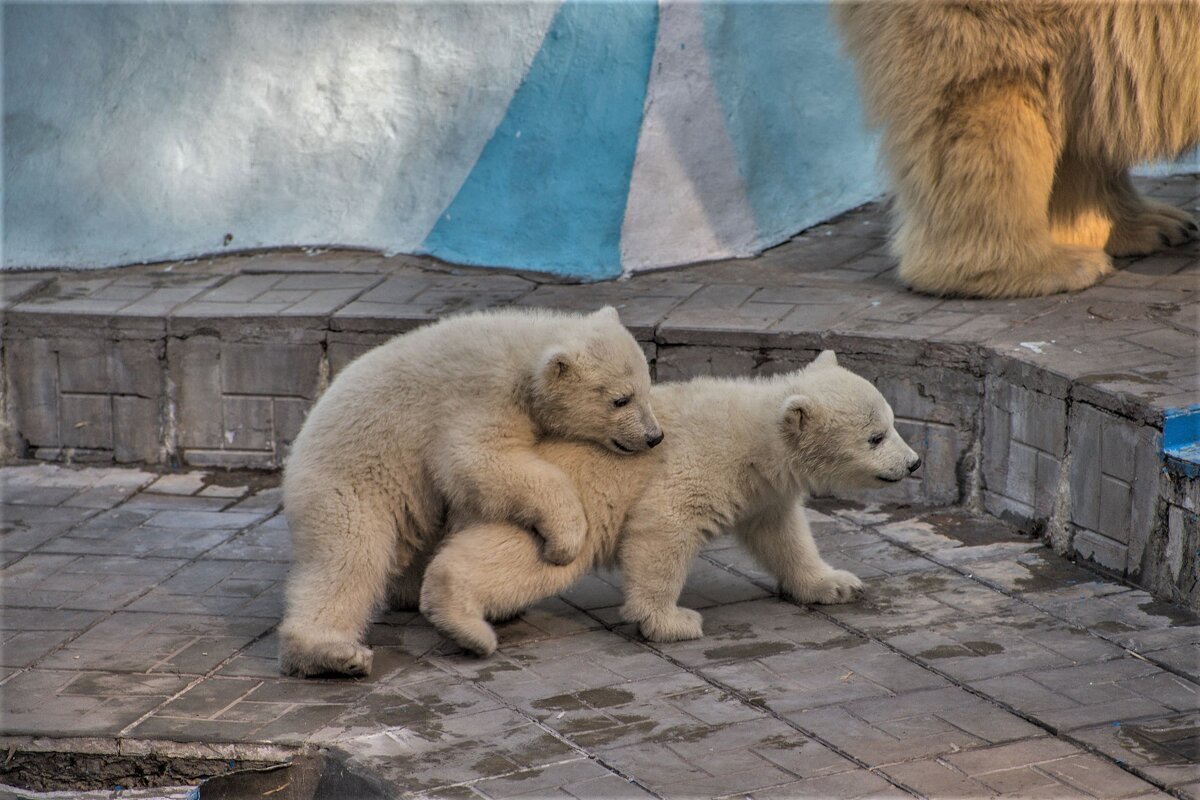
(420, 350), (921, 654)
(278, 306), (659, 678)
(836, 2), (1200, 298)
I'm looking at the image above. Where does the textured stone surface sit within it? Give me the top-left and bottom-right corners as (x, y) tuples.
(0, 464), (1196, 797)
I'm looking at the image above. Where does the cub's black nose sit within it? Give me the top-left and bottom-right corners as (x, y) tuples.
(647, 431), (664, 448)
(908, 457), (922, 474)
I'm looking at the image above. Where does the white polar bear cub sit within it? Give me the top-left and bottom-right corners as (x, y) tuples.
(421, 351), (921, 655)
(279, 306), (661, 677)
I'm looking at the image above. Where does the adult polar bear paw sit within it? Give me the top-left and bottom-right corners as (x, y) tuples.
(635, 606), (704, 642)
(787, 569), (865, 605)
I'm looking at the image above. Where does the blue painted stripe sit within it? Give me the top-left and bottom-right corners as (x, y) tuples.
(1164, 404), (1200, 454)
(700, 3), (883, 249)
(420, 0), (658, 280)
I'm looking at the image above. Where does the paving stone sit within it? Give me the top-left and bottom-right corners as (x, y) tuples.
(0, 506), (96, 551)
(941, 736), (1081, 776)
(221, 342), (322, 399)
(469, 758), (619, 799)
(748, 769), (902, 799)
(168, 335), (223, 449)
(110, 394), (162, 463)
(1072, 712), (1200, 789)
(120, 492), (231, 511)
(59, 394), (114, 450)
(222, 395), (273, 451)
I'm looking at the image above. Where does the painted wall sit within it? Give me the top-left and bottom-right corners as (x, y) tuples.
(4, 2), (561, 269)
(4, 2), (1194, 277)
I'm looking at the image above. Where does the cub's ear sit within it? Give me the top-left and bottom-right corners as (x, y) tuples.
(540, 348), (574, 381)
(592, 305), (621, 323)
(781, 394), (818, 431)
(813, 350), (838, 368)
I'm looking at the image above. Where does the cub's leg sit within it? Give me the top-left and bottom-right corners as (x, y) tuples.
(420, 522), (590, 656)
(441, 433), (588, 567)
(278, 490), (400, 678)
(1050, 155), (1197, 256)
(738, 503), (862, 605)
(387, 547), (434, 611)
(618, 515), (705, 642)
(890, 78), (1111, 298)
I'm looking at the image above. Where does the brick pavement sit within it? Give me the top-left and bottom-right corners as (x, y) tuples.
(2, 464), (1198, 798)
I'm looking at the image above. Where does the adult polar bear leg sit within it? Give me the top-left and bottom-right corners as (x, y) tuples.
(1050, 154), (1198, 257)
(738, 502), (863, 605)
(891, 79), (1111, 298)
(618, 516), (705, 643)
(420, 522), (589, 656)
(278, 491), (399, 677)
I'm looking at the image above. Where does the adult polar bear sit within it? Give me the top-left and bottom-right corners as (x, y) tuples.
(837, 2), (1200, 298)
(420, 351), (922, 656)
(279, 307), (661, 677)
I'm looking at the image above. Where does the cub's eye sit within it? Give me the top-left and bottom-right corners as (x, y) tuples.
(868, 433), (885, 448)
(613, 396), (631, 408)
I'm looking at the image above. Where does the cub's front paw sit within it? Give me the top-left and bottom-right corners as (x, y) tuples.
(280, 639), (374, 678)
(638, 606), (704, 642)
(537, 523), (585, 567)
(787, 569), (864, 605)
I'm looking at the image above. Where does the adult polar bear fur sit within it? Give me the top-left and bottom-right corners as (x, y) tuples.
(420, 351), (922, 656)
(279, 306), (661, 677)
(836, 2), (1200, 298)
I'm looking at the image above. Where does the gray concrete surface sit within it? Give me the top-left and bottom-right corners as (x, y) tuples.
(1, 464), (1197, 798)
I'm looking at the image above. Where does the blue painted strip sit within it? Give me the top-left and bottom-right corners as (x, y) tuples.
(1164, 404), (1200, 477)
(420, 0), (658, 280)
(1163, 404), (1200, 453)
(700, 2), (883, 250)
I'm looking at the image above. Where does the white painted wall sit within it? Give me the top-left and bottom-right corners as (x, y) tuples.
(3, 3), (559, 268)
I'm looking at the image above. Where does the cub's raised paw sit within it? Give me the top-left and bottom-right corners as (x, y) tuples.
(638, 606), (704, 642)
(788, 569), (864, 605)
(539, 534), (584, 567)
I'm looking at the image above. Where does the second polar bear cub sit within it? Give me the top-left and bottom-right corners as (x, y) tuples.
(421, 351), (921, 655)
(279, 306), (661, 677)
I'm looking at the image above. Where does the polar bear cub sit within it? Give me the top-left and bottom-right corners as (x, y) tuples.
(279, 306), (661, 677)
(421, 351), (921, 655)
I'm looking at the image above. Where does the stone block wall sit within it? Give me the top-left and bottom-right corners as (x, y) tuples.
(3, 264), (1196, 607)
(7, 323), (165, 465)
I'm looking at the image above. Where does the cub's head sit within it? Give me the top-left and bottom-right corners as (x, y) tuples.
(531, 306), (662, 454)
(780, 350), (921, 493)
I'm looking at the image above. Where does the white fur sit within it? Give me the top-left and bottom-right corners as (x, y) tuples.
(420, 351), (921, 656)
(278, 306), (659, 677)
